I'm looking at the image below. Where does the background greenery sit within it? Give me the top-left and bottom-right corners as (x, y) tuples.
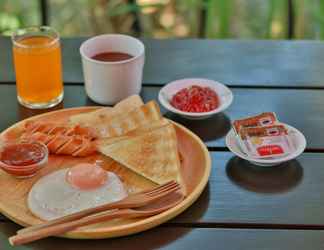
(0, 0), (323, 39)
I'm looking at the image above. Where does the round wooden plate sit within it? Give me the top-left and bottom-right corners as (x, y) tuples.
(0, 107), (211, 239)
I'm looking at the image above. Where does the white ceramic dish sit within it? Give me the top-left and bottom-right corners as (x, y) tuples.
(225, 124), (306, 167)
(158, 78), (233, 120)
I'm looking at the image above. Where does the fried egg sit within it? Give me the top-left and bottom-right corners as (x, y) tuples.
(28, 163), (127, 220)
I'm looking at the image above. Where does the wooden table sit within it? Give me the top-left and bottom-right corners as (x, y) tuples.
(1, 37), (324, 249)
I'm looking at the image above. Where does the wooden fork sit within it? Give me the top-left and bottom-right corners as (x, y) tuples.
(18, 180), (180, 234)
(10, 190), (184, 246)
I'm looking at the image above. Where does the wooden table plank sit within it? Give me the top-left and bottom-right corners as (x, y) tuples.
(1, 222), (324, 250)
(2, 36), (324, 87)
(2, 85), (324, 227)
(172, 152), (324, 227)
(158, 87), (324, 150)
(2, 151), (324, 227)
(0, 84), (323, 150)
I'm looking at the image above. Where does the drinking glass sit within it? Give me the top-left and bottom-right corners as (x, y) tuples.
(12, 26), (64, 109)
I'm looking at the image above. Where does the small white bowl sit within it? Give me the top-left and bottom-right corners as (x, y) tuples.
(225, 124), (306, 167)
(158, 78), (233, 120)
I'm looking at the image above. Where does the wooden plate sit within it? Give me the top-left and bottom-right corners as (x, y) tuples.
(0, 107), (211, 239)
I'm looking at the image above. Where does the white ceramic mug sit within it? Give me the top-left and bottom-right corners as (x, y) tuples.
(80, 34), (145, 105)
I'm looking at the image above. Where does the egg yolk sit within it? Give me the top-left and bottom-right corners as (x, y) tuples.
(66, 163), (107, 190)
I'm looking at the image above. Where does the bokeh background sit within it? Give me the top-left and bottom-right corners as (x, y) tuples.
(0, 0), (323, 39)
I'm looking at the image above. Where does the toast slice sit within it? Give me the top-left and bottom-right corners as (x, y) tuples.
(70, 98), (161, 138)
(69, 95), (144, 127)
(97, 118), (170, 147)
(96, 100), (162, 138)
(98, 123), (184, 189)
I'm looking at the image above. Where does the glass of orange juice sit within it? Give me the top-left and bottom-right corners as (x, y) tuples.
(12, 26), (63, 109)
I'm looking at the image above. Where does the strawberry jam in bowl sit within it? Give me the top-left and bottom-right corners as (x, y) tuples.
(170, 85), (220, 113)
(159, 78), (233, 120)
(0, 141), (48, 178)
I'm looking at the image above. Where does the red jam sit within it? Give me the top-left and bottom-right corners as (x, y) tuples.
(0, 142), (48, 178)
(170, 85), (220, 113)
(0, 143), (46, 167)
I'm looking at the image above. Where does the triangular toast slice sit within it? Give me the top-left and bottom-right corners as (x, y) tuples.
(97, 118), (170, 147)
(98, 123), (184, 189)
(96, 100), (162, 138)
(70, 99), (161, 138)
(69, 95), (144, 127)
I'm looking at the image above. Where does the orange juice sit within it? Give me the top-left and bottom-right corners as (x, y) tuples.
(12, 30), (63, 108)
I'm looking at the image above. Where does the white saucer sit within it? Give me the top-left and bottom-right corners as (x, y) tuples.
(225, 124), (306, 167)
(158, 78), (233, 120)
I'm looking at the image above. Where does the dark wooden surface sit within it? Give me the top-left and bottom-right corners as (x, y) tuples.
(1, 85), (324, 150)
(3, 36), (324, 87)
(1, 38), (324, 249)
(0, 118), (323, 227)
(1, 149), (324, 227)
(2, 223), (324, 250)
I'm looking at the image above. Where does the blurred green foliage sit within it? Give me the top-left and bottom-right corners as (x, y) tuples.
(0, 0), (39, 35)
(0, 0), (323, 39)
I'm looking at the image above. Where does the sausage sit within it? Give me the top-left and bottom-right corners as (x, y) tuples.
(24, 121), (98, 140)
(21, 121), (97, 157)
